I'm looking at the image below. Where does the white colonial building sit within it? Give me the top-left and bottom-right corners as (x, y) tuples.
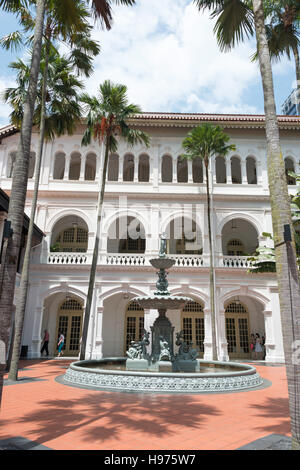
(0, 112), (299, 363)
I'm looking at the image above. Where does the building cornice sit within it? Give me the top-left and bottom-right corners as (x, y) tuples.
(1, 112), (300, 141)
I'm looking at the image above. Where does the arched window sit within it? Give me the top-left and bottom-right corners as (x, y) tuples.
(56, 297), (83, 356)
(231, 156), (241, 184)
(225, 301), (250, 358)
(216, 156), (226, 183)
(107, 216), (146, 253)
(53, 226), (88, 252)
(192, 157), (203, 183)
(166, 217), (202, 255)
(69, 153), (81, 180)
(85, 153), (96, 181)
(161, 155), (172, 182)
(222, 218), (259, 256)
(53, 152), (65, 179)
(227, 239), (244, 256)
(181, 300), (204, 356)
(177, 157), (188, 182)
(246, 157), (257, 184)
(285, 157), (296, 185)
(138, 154), (150, 182)
(123, 154), (134, 181)
(124, 300), (144, 353)
(108, 153), (119, 181)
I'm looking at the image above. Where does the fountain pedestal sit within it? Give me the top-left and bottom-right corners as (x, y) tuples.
(126, 234), (194, 372)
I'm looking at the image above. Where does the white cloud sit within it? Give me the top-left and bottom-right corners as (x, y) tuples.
(83, 0), (263, 114)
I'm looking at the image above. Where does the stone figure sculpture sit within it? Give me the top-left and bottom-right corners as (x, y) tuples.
(159, 336), (172, 361)
(159, 232), (167, 258)
(175, 330), (198, 361)
(126, 329), (150, 360)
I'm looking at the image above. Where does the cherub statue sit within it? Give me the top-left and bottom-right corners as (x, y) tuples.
(159, 336), (171, 361)
(159, 232), (167, 258)
(175, 330), (198, 361)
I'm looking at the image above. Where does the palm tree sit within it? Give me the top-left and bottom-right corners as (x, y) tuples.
(79, 80), (150, 360)
(194, 0), (300, 449)
(181, 124), (235, 361)
(252, 1), (300, 114)
(4, 49), (86, 381)
(0, 0), (136, 405)
(0, 0), (46, 408)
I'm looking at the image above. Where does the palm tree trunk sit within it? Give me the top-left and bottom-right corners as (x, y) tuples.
(253, 0), (300, 450)
(292, 45), (300, 115)
(8, 29), (51, 381)
(0, 0), (46, 406)
(205, 157), (218, 361)
(80, 136), (110, 360)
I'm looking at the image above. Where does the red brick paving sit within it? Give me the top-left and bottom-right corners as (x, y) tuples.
(0, 360), (291, 450)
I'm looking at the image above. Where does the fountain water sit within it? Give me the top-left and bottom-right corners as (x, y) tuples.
(64, 235), (264, 393)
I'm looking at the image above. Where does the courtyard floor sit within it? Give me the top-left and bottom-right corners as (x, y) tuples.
(0, 359), (291, 451)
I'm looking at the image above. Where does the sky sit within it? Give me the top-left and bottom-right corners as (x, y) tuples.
(0, 0), (297, 127)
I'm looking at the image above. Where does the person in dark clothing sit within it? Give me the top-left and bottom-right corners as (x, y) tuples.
(41, 329), (49, 357)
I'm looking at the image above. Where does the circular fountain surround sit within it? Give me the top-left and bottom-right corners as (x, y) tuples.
(63, 358), (263, 393)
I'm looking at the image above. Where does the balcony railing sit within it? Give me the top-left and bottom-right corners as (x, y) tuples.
(222, 255), (253, 269)
(48, 252), (89, 264)
(35, 251), (256, 270)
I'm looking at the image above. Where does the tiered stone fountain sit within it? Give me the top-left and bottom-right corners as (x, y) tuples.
(63, 235), (264, 393)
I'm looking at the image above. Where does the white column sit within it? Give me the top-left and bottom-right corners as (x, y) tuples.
(31, 306), (44, 358)
(173, 157), (177, 183)
(64, 155), (71, 180)
(79, 154), (86, 181)
(203, 308), (213, 360)
(153, 143), (160, 189)
(134, 156), (139, 182)
(226, 158), (231, 184)
(188, 159), (193, 183)
(118, 155), (123, 182)
(263, 309), (275, 362)
(241, 159), (247, 184)
(218, 308), (229, 361)
(93, 305), (104, 359)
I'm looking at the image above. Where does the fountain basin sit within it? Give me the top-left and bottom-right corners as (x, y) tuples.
(135, 295), (191, 310)
(63, 358), (264, 394)
(150, 258), (176, 269)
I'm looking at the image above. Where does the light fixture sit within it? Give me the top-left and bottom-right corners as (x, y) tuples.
(233, 296), (240, 305)
(124, 291), (129, 300)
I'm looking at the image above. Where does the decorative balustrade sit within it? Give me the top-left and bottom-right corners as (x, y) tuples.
(105, 254), (147, 266)
(168, 254), (204, 267)
(43, 252), (253, 269)
(48, 252), (88, 264)
(222, 256), (253, 269)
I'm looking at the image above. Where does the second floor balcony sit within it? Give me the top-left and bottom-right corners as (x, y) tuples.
(31, 213), (264, 272)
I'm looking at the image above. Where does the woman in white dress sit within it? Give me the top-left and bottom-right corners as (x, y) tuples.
(254, 333), (263, 360)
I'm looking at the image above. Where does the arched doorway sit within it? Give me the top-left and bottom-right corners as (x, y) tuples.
(50, 215), (89, 253)
(225, 300), (250, 359)
(181, 300), (205, 358)
(55, 297), (83, 356)
(124, 300), (144, 354)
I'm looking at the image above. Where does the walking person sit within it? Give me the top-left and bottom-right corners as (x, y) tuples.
(57, 331), (65, 358)
(40, 329), (49, 358)
(254, 333), (263, 360)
